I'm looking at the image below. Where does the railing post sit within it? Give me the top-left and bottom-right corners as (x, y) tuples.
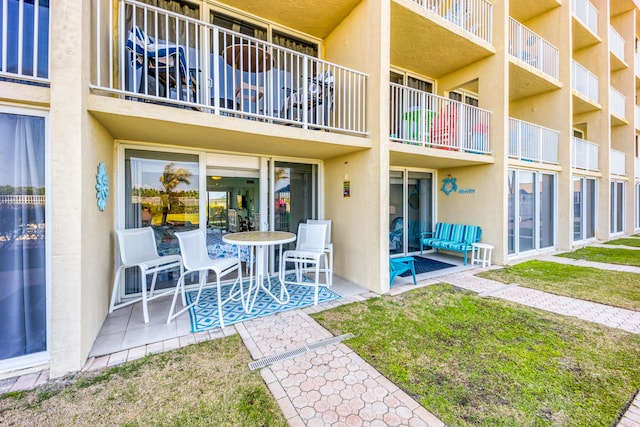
(302, 58), (309, 129)
(212, 27), (220, 115)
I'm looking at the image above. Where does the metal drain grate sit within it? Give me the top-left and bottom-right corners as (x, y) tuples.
(248, 333), (354, 370)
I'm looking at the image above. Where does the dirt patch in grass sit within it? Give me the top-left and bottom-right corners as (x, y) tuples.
(557, 246), (640, 267)
(0, 335), (286, 426)
(312, 284), (640, 426)
(478, 260), (640, 311)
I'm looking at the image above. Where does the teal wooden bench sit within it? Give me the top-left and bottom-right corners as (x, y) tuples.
(419, 222), (481, 265)
(389, 256), (416, 286)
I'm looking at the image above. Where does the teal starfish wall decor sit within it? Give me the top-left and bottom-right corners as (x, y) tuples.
(96, 162), (109, 211)
(440, 175), (458, 195)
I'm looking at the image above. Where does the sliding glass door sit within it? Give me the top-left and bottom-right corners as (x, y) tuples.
(610, 181), (624, 234)
(389, 169), (433, 256)
(508, 169), (556, 255)
(0, 110), (47, 367)
(573, 176), (596, 242)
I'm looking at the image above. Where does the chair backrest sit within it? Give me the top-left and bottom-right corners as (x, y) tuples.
(116, 227), (160, 265)
(297, 223), (327, 252)
(307, 219), (332, 245)
(175, 229), (210, 271)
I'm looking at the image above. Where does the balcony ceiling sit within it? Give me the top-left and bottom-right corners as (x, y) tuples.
(572, 91), (602, 115)
(389, 143), (495, 169)
(215, 0), (361, 39)
(572, 16), (601, 51)
(610, 0), (638, 17)
(510, 0), (561, 22)
(87, 95), (370, 160)
(509, 60), (562, 101)
(390, 2), (494, 79)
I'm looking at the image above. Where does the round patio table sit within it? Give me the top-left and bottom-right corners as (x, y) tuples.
(223, 231), (296, 312)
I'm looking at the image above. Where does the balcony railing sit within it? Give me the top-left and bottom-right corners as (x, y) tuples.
(572, 60), (598, 103)
(609, 26), (625, 61)
(635, 157), (640, 179)
(508, 18), (559, 80)
(508, 118), (559, 164)
(389, 83), (491, 154)
(572, 0), (598, 35)
(0, 0), (49, 82)
(572, 137), (599, 171)
(610, 87), (626, 119)
(91, 0), (367, 135)
(610, 149), (626, 176)
(411, 0), (493, 43)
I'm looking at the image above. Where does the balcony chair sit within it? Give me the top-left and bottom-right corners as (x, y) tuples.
(281, 69), (334, 125)
(167, 229), (244, 327)
(126, 26), (197, 102)
(389, 256), (417, 286)
(279, 222), (329, 305)
(110, 227), (183, 324)
(430, 103), (459, 149)
(307, 219), (333, 287)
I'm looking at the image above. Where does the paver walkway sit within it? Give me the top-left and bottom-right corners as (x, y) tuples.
(236, 305), (444, 426)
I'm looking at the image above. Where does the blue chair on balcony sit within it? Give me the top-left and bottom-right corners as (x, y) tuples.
(126, 26), (196, 102)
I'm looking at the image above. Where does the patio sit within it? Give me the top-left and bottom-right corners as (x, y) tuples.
(89, 252), (470, 358)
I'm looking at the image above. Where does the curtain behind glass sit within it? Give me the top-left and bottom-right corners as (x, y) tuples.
(0, 113), (46, 361)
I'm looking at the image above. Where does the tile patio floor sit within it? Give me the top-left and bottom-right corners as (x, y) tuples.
(2, 250), (640, 426)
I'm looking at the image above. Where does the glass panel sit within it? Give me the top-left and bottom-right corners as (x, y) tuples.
(1, 0), (50, 78)
(124, 149), (199, 295)
(407, 171), (433, 253)
(389, 170), (404, 255)
(585, 178), (596, 239)
(207, 175), (259, 232)
(508, 170), (515, 254)
(539, 173), (554, 248)
(610, 181), (615, 233)
(407, 76), (433, 93)
(0, 112), (46, 361)
(636, 183), (640, 229)
(518, 170), (535, 252)
(615, 182), (624, 233)
(573, 178), (582, 241)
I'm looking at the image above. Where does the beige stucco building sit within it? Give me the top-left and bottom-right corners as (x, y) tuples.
(1, 0), (639, 378)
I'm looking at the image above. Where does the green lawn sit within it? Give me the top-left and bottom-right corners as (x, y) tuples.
(312, 284), (640, 427)
(604, 238), (640, 248)
(557, 246), (640, 267)
(477, 260), (640, 311)
(0, 336), (286, 426)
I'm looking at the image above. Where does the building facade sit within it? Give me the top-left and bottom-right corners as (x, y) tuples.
(1, 0), (639, 378)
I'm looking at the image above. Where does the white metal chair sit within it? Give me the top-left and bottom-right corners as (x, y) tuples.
(167, 229), (244, 327)
(279, 223), (329, 305)
(307, 219), (333, 287)
(110, 227), (183, 324)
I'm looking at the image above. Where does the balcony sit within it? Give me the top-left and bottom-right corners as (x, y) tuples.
(609, 26), (625, 69)
(572, 0), (598, 35)
(0, 0), (49, 83)
(610, 149), (626, 176)
(389, 83), (491, 154)
(91, 0), (367, 136)
(508, 118), (559, 164)
(572, 60), (599, 113)
(635, 157), (640, 179)
(572, 137), (599, 171)
(410, 0), (493, 43)
(508, 18), (559, 80)
(609, 87), (626, 124)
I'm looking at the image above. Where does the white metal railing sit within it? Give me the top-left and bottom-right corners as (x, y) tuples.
(610, 149), (626, 176)
(609, 26), (625, 61)
(508, 118), (558, 164)
(0, 0), (49, 82)
(572, 0), (598, 35)
(610, 87), (626, 119)
(572, 60), (598, 103)
(92, 0), (368, 135)
(411, 0), (493, 43)
(635, 157), (640, 179)
(572, 137), (599, 171)
(508, 18), (559, 80)
(389, 83), (491, 154)
(0, 194), (46, 205)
